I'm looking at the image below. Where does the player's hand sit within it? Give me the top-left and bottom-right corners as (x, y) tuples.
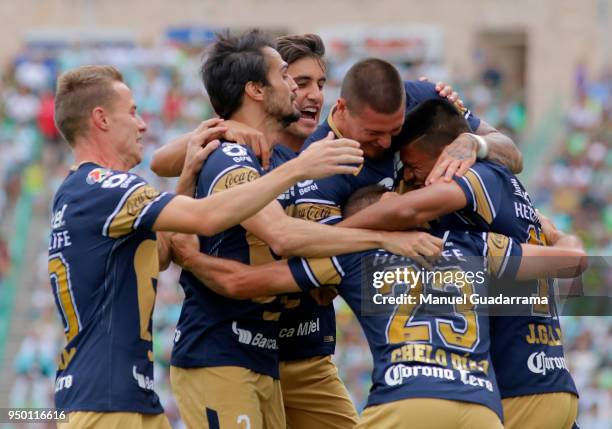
(184, 119), (227, 177)
(310, 286), (339, 306)
(419, 76), (466, 111)
(169, 233), (200, 270)
(293, 132), (364, 180)
(380, 231), (444, 269)
(223, 119), (272, 170)
(425, 133), (477, 185)
(536, 209), (561, 245)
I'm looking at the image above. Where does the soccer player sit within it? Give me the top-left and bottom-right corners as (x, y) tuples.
(48, 65), (368, 429)
(169, 186), (587, 429)
(339, 99), (582, 429)
(166, 30), (442, 429)
(152, 46), (520, 428)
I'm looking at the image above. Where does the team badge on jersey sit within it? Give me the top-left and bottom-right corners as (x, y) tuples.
(86, 168), (112, 185)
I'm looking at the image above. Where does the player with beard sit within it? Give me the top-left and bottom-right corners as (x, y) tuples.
(168, 30), (443, 429)
(48, 64), (369, 429)
(168, 186), (587, 429)
(273, 34), (360, 429)
(152, 42), (520, 429)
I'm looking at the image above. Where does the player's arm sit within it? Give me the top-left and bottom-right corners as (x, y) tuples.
(171, 233), (299, 299)
(151, 119), (272, 177)
(241, 200), (442, 263)
(171, 234), (338, 305)
(486, 230), (587, 282)
(516, 215), (587, 280)
(156, 232), (172, 271)
(153, 137), (364, 236)
(338, 181), (468, 231)
(425, 119), (522, 185)
(474, 120), (523, 173)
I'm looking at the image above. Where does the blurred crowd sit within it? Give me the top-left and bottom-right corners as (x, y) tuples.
(0, 42), (609, 428)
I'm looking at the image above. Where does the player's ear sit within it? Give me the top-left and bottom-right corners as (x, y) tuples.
(336, 98), (348, 118)
(245, 81), (265, 102)
(91, 106), (110, 131)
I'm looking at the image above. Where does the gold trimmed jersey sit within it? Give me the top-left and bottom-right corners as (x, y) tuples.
(279, 80), (483, 362)
(288, 230), (522, 420)
(48, 162), (175, 413)
(440, 160), (578, 399)
(171, 142), (285, 378)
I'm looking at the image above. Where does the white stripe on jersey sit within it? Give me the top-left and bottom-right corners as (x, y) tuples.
(301, 258), (321, 288)
(102, 182), (146, 237)
(134, 192), (169, 230)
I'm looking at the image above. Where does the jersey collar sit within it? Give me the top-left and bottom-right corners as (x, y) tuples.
(327, 105), (344, 138)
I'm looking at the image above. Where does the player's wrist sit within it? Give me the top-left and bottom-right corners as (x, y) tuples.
(282, 157), (309, 182)
(460, 132), (488, 159)
(468, 133), (489, 159)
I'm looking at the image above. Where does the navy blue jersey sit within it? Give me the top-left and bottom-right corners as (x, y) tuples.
(278, 80), (483, 362)
(296, 79), (481, 225)
(48, 163), (175, 413)
(172, 142), (288, 378)
(271, 144), (299, 209)
(438, 160), (578, 398)
(296, 111), (396, 224)
(288, 230), (522, 419)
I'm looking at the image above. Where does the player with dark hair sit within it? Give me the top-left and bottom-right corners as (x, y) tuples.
(169, 185), (586, 429)
(152, 42), (522, 427)
(339, 98), (581, 429)
(167, 30), (442, 429)
(48, 64), (363, 429)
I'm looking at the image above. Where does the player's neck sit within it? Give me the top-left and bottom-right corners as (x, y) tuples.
(73, 138), (131, 171)
(231, 106), (281, 147)
(276, 131), (304, 153)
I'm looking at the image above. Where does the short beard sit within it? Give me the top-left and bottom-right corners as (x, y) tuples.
(279, 111), (301, 129)
(264, 87), (300, 129)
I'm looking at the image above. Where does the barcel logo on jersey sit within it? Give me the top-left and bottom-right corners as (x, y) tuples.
(527, 352), (568, 376)
(132, 365), (154, 391)
(231, 322), (278, 350)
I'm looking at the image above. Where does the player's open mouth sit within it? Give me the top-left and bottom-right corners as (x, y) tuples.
(299, 107), (319, 125)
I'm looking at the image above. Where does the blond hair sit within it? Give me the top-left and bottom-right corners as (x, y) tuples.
(54, 65), (124, 145)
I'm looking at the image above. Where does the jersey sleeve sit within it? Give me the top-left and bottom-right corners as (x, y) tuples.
(452, 162), (503, 225)
(287, 256), (345, 291)
(404, 80), (481, 131)
(484, 232), (522, 280)
(196, 142), (262, 198)
(98, 174), (175, 239)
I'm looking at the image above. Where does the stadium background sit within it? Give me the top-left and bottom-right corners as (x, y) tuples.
(0, 0), (609, 427)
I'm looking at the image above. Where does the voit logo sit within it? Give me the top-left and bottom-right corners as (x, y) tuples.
(527, 352), (568, 376)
